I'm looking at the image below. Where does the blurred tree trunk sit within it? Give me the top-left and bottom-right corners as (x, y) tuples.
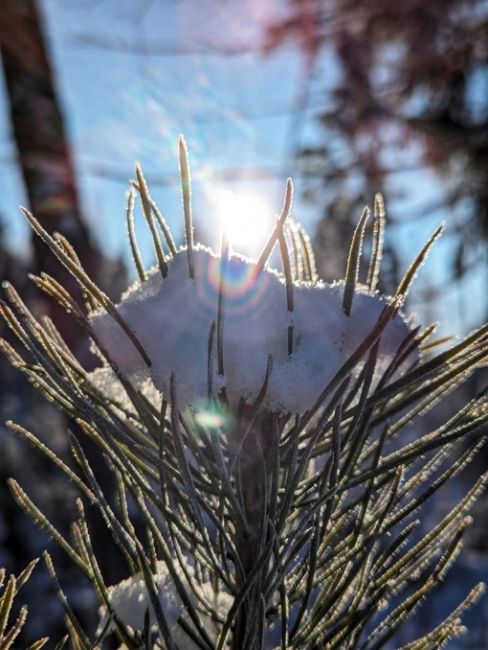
(0, 0), (116, 353)
(0, 8), (126, 635)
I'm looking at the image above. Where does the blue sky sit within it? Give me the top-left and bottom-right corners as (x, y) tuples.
(0, 0), (485, 336)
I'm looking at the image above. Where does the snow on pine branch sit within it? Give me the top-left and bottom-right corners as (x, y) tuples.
(90, 246), (415, 414)
(97, 561), (232, 647)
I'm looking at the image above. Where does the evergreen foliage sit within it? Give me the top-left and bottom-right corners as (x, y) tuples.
(1, 139), (487, 648)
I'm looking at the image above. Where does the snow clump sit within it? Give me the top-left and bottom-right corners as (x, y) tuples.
(90, 246), (415, 414)
(98, 560), (232, 647)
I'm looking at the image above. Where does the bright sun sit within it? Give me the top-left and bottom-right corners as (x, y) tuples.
(214, 190), (273, 254)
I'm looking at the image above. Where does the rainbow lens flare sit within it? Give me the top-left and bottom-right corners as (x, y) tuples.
(196, 252), (271, 320)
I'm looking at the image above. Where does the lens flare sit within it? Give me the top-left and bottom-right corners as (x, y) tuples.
(196, 253), (271, 320)
(191, 400), (232, 432)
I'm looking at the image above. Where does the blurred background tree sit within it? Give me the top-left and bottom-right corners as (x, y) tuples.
(263, 0), (488, 308)
(0, 0), (125, 349)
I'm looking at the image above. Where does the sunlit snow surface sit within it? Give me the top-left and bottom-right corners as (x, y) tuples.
(90, 246), (415, 413)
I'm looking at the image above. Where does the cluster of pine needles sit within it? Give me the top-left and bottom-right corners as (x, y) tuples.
(0, 137), (487, 648)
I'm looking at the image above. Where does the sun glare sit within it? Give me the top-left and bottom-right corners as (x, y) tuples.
(214, 189), (273, 254)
